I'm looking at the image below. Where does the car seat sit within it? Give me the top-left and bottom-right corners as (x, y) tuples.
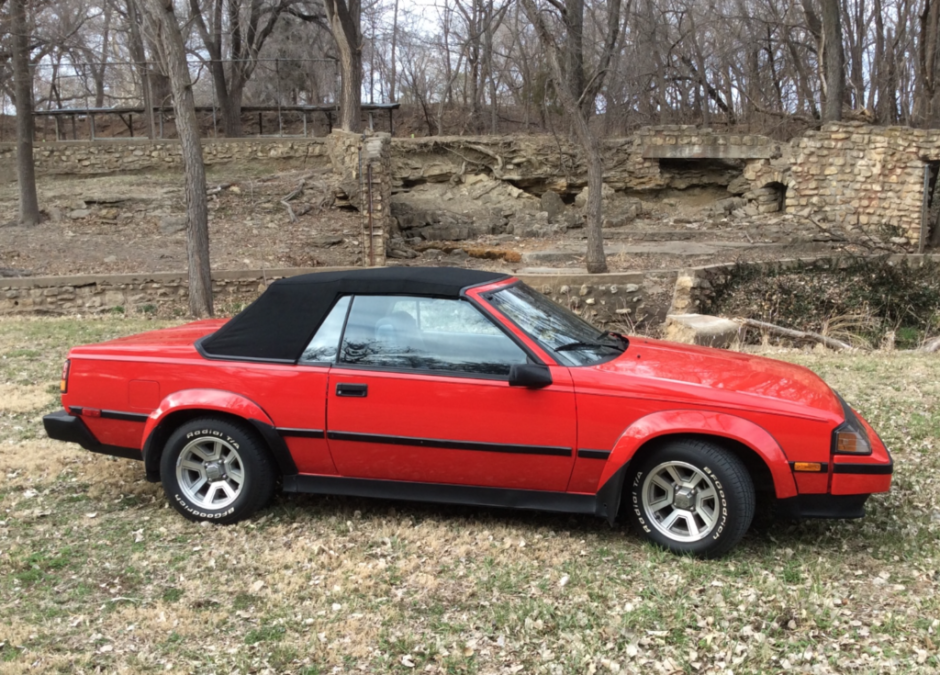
(374, 311), (425, 353)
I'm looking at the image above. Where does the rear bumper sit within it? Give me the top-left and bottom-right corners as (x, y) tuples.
(775, 493), (870, 519)
(43, 409), (142, 461)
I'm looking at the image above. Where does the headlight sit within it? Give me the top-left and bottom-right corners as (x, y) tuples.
(834, 428), (871, 454)
(832, 393), (872, 455)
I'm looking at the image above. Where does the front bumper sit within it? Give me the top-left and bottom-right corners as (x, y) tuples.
(43, 409), (142, 461)
(775, 493), (870, 519)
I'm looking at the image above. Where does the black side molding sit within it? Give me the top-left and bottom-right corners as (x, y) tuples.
(282, 474), (597, 515)
(43, 410), (142, 461)
(277, 427), (326, 439)
(101, 410), (149, 423)
(578, 449), (611, 460)
(326, 430), (572, 457)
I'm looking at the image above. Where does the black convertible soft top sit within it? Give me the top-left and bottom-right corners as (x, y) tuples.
(199, 267), (511, 361)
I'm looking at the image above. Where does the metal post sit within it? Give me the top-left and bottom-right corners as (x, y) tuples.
(90, 113), (96, 140)
(211, 77), (219, 138)
(368, 162), (375, 267)
(159, 109), (164, 138)
(368, 111), (374, 132)
(389, 108), (394, 135)
(146, 65), (156, 140)
(920, 164), (932, 253)
(129, 113), (134, 138)
(302, 110), (307, 137)
(276, 59), (283, 136)
(54, 115), (61, 141)
(258, 112), (263, 136)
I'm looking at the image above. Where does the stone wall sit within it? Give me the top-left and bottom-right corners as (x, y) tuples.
(391, 127), (780, 196)
(324, 131), (392, 265)
(0, 266), (676, 330)
(0, 268), (326, 315)
(0, 137), (330, 180)
(668, 254), (940, 316)
(787, 123), (939, 240)
(516, 270), (678, 330)
(360, 135), (391, 266)
(4, 123), (940, 243)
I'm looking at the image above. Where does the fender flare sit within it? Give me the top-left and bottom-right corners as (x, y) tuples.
(141, 388), (297, 481)
(596, 410), (797, 509)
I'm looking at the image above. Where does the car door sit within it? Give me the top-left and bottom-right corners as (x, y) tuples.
(324, 295), (577, 491)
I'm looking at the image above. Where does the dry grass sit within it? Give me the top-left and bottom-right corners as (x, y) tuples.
(1, 317), (938, 674)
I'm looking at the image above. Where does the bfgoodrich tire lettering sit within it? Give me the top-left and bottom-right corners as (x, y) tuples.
(627, 439), (755, 558)
(160, 417), (276, 524)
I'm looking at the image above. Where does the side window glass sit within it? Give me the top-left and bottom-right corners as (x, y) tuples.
(299, 296), (351, 363)
(340, 295), (528, 376)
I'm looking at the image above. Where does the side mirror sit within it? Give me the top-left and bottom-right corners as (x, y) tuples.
(508, 363), (553, 388)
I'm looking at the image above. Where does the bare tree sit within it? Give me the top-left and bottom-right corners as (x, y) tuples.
(123, 0), (157, 137)
(11, 0), (39, 226)
(188, 0), (300, 137)
(324, 0), (361, 131)
(520, 0), (623, 273)
(140, 0), (213, 317)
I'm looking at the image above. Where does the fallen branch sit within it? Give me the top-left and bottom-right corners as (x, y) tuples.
(207, 182), (232, 195)
(735, 318), (855, 350)
(281, 179), (306, 223)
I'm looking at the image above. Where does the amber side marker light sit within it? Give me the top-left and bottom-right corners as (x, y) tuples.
(793, 462), (823, 473)
(60, 359), (70, 394)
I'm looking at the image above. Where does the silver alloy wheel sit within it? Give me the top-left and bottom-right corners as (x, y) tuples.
(175, 436), (246, 510)
(641, 460), (720, 543)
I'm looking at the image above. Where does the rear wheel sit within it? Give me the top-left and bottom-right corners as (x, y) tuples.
(626, 439), (755, 558)
(160, 417), (276, 524)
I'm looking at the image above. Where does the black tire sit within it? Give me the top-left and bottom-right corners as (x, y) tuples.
(160, 417), (276, 524)
(626, 439), (755, 558)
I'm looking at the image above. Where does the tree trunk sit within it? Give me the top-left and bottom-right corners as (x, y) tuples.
(919, 0), (940, 125)
(389, 0), (398, 102)
(11, 0), (39, 226)
(520, 0), (607, 273)
(140, 0), (213, 317)
(819, 0), (845, 121)
(564, 0), (586, 116)
(325, 0), (363, 132)
(125, 0), (156, 138)
(209, 59), (240, 137)
(93, 0), (113, 108)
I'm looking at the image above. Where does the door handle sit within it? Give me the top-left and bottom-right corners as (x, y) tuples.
(336, 383), (368, 397)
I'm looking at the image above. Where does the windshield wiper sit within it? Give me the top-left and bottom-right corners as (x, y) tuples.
(555, 339), (625, 352)
(597, 330), (630, 347)
(555, 331), (629, 353)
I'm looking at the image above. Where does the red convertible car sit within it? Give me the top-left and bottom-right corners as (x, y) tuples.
(44, 267), (892, 557)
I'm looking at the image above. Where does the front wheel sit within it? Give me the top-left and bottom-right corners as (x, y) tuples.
(626, 439), (755, 558)
(160, 417), (276, 524)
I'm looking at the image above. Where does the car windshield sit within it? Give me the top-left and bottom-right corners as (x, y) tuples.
(487, 282), (627, 366)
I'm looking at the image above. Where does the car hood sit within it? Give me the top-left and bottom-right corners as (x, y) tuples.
(588, 338), (843, 419)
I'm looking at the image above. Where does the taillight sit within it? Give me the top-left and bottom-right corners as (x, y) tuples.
(60, 359), (70, 394)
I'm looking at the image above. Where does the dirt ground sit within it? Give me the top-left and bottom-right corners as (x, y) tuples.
(0, 168), (364, 277)
(0, 165), (861, 280)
